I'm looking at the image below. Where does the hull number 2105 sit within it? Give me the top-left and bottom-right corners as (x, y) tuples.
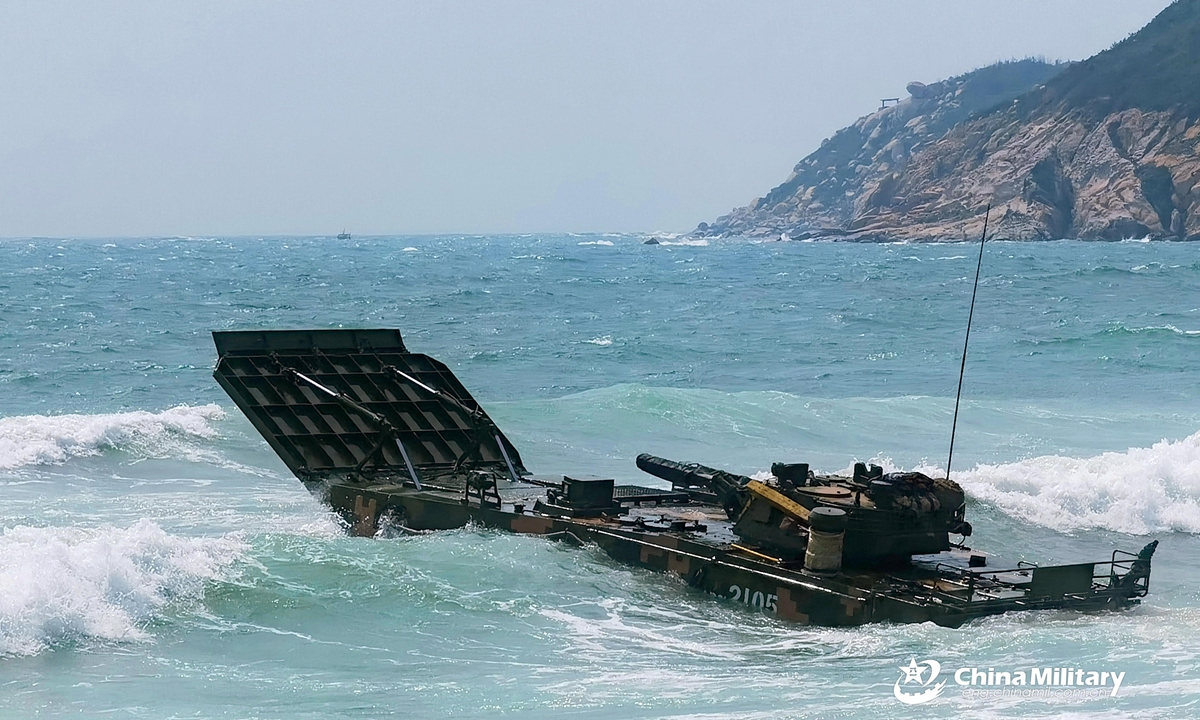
(728, 584), (778, 613)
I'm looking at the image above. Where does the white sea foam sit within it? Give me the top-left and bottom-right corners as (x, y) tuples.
(957, 431), (1200, 534)
(0, 404), (225, 470)
(577, 240), (615, 246)
(540, 602), (740, 660)
(584, 336), (613, 346)
(660, 238), (709, 247)
(1120, 324), (1200, 336)
(828, 437), (1200, 534)
(0, 520), (244, 656)
(402, 246), (419, 252)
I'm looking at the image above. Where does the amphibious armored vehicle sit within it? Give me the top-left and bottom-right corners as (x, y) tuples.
(213, 328), (1156, 627)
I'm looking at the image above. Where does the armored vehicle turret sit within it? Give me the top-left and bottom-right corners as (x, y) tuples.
(636, 454), (972, 565)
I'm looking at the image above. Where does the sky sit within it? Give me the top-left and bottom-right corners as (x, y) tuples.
(0, 0), (1175, 237)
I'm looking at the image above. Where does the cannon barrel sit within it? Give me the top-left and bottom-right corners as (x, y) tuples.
(636, 453), (750, 517)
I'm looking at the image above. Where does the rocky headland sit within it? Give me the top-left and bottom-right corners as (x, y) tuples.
(698, 0), (1200, 241)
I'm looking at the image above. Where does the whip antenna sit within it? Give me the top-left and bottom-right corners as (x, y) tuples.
(945, 204), (990, 482)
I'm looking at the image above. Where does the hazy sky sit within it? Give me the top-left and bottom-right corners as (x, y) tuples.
(0, 0), (1174, 237)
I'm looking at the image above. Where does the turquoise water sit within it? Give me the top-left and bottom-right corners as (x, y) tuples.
(2, 235), (1199, 717)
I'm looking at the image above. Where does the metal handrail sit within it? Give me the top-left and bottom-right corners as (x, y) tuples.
(913, 551), (1149, 606)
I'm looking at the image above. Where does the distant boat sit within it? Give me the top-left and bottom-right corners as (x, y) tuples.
(337, 230), (351, 240)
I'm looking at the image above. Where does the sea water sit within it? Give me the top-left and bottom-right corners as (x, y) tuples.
(1, 234), (1198, 718)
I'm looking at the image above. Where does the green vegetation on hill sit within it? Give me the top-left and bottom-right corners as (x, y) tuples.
(952, 58), (1069, 119)
(1039, 0), (1200, 118)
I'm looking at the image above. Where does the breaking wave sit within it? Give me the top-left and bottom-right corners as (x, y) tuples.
(1118, 324), (1200, 336)
(496, 384), (1200, 536)
(817, 439), (1200, 536)
(0, 405), (225, 470)
(0, 520), (244, 656)
(958, 431), (1200, 535)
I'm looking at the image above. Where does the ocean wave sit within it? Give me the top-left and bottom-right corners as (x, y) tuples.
(1017, 323), (1200, 347)
(493, 384), (1200, 536)
(0, 520), (244, 656)
(958, 431), (1200, 535)
(1113, 324), (1200, 336)
(828, 443), (1200, 536)
(660, 238), (709, 247)
(577, 240), (615, 246)
(0, 404), (225, 470)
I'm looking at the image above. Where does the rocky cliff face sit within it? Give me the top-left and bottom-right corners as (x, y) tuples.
(700, 0), (1200, 241)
